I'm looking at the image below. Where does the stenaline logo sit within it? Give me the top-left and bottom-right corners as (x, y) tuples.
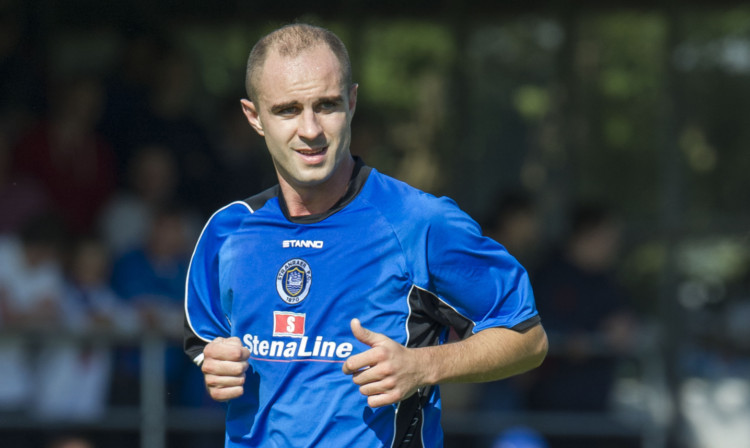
(276, 258), (312, 304)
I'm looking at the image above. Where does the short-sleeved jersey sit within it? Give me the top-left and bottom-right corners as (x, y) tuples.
(184, 159), (540, 447)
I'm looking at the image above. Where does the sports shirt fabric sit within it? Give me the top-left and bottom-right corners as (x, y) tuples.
(184, 158), (540, 447)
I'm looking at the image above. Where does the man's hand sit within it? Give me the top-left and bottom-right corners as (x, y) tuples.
(202, 337), (251, 402)
(342, 319), (428, 408)
(342, 319), (547, 409)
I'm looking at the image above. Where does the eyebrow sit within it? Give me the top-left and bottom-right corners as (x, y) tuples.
(269, 95), (344, 114)
(317, 95), (344, 105)
(270, 101), (299, 114)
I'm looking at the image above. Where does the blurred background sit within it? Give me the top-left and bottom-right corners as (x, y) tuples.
(1, 0), (749, 447)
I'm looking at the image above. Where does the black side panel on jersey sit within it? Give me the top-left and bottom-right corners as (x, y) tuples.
(392, 286), (542, 446)
(407, 286), (476, 344)
(393, 393), (426, 448)
(184, 322), (207, 362)
(391, 287), (476, 447)
(406, 285), (542, 341)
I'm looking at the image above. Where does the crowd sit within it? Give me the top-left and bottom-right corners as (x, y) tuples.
(471, 193), (640, 448)
(0, 16), (647, 448)
(0, 21), (276, 430)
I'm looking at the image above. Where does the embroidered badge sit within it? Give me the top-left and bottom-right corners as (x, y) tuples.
(276, 258), (312, 304)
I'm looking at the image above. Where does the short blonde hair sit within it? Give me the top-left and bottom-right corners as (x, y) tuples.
(245, 23), (352, 101)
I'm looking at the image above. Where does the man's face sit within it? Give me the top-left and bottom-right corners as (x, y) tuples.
(241, 45), (357, 190)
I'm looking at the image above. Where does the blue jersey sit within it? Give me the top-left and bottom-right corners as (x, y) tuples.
(184, 159), (539, 447)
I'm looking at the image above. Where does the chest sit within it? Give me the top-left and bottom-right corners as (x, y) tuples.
(216, 214), (412, 359)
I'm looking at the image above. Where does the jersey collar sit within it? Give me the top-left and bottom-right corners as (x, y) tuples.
(276, 156), (371, 224)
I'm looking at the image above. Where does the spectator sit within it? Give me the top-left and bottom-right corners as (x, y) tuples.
(33, 237), (138, 421)
(99, 144), (180, 255)
(99, 28), (167, 179)
(0, 214), (66, 328)
(526, 203), (637, 445)
(109, 205), (198, 407)
(484, 190), (542, 269)
(0, 214), (66, 411)
(0, 125), (49, 235)
(11, 76), (117, 235)
(125, 49), (221, 215)
(61, 236), (140, 333)
(110, 205), (191, 333)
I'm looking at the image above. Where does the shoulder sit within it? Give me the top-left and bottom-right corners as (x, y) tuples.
(243, 185), (280, 212)
(201, 200), (255, 236)
(361, 169), (465, 225)
(184, 201), (256, 261)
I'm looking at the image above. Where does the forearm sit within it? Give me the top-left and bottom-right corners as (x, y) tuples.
(417, 324), (548, 386)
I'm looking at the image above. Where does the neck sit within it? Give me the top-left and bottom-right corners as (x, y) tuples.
(278, 156), (355, 217)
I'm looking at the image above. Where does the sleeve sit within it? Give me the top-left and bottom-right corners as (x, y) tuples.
(424, 197), (540, 335)
(183, 206), (239, 365)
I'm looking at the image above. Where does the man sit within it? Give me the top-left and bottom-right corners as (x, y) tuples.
(184, 23), (547, 447)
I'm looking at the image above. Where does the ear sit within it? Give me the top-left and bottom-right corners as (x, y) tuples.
(347, 84), (358, 119)
(240, 99), (264, 137)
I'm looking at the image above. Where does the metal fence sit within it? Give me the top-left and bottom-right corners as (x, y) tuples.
(0, 330), (668, 448)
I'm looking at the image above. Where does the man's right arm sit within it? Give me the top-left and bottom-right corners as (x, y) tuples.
(184, 203), (253, 398)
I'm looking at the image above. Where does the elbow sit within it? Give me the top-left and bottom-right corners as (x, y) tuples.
(528, 324), (549, 369)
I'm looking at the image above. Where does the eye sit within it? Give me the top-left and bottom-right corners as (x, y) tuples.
(277, 106), (300, 116)
(317, 100), (340, 112)
(272, 103), (301, 117)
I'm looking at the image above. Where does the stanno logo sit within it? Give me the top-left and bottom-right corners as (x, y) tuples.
(283, 240), (324, 249)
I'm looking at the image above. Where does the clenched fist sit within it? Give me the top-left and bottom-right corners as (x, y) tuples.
(202, 337), (251, 401)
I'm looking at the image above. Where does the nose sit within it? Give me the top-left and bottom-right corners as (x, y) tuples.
(297, 110), (323, 140)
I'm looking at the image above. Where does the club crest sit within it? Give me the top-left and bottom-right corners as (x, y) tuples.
(276, 258), (312, 304)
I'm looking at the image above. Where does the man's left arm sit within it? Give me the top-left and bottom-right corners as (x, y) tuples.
(343, 318), (548, 408)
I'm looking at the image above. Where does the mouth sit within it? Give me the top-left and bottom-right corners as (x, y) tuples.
(294, 146), (328, 157)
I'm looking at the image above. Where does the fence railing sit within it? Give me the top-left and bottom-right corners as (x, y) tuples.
(0, 329), (668, 448)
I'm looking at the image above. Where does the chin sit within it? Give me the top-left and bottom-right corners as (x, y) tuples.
(291, 171), (334, 188)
